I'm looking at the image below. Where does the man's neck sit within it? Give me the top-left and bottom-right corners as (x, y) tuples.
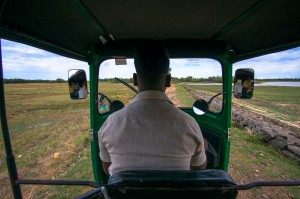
(138, 87), (166, 93)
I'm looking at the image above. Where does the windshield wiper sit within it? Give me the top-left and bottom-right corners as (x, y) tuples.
(115, 77), (138, 94)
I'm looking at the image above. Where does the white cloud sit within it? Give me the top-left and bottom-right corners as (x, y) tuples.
(2, 44), (48, 56)
(2, 39), (88, 80)
(99, 58), (222, 78)
(234, 48), (300, 78)
(2, 39), (300, 80)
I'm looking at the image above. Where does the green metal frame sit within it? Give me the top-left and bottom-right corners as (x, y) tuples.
(88, 43), (234, 183)
(0, 37), (23, 199)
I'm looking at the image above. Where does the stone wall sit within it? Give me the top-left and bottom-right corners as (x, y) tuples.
(189, 87), (300, 164)
(232, 105), (300, 164)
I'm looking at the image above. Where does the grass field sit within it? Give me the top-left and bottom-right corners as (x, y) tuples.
(184, 84), (300, 198)
(188, 84), (300, 132)
(0, 83), (93, 198)
(240, 86), (300, 131)
(0, 83), (299, 198)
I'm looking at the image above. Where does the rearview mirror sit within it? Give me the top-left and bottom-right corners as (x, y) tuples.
(233, 68), (254, 99)
(193, 99), (209, 115)
(68, 69), (88, 99)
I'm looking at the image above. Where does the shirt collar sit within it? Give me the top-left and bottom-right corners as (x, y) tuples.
(132, 90), (173, 104)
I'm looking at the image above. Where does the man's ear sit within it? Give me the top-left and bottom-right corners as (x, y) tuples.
(133, 73), (138, 86)
(165, 74), (171, 87)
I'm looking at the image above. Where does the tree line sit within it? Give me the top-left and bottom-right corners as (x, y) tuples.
(4, 78), (66, 83)
(256, 78), (300, 82)
(4, 77), (299, 84)
(100, 76), (223, 83)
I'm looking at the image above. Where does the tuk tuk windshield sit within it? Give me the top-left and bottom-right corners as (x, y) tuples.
(98, 58), (222, 114)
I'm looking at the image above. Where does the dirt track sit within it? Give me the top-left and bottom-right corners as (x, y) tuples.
(166, 85), (183, 106)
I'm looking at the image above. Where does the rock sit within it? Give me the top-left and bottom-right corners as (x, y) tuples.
(277, 131), (288, 139)
(269, 136), (287, 150)
(247, 119), (257, 128)
(237, 118), (244, 128)
(287, 145), (300, 156)
(272, 128), (281, 135)
(231, 102), (300, 163)
(232, 112), (237, 118)
(281, 150), (300, 163)
(252, 126), (261, 134)
(242, 118), (249, 126)
(259, 127), (277, 141)
(287, 135), (300, 146)
(260, 194), (270, 199)
(288, 194), (295, 199)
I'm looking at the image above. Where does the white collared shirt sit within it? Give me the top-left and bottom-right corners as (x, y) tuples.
(98, 90), (206, 175)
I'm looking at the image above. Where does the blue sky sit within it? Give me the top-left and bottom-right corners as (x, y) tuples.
(2, 39), (300, 80)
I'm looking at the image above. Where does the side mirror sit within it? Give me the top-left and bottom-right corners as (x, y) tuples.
(68, 69), (88, 100)
(110, 100), (125, 113)
(193, 99), (209, 115)
(233, 68), (254, 99)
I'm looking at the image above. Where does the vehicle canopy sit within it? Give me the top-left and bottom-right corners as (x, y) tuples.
(1, 0), (300, 62)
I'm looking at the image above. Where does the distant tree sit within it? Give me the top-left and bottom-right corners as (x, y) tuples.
(55, 78), (66, 83)
(186, 76), (193, 82)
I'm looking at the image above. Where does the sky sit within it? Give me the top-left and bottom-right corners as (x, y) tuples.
(1, 39), (300, 80)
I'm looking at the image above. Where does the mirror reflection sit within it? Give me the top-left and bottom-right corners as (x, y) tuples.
(233, 68), (254, 99)
(98, 93), (111, 113)
(68, 70), (88, 99)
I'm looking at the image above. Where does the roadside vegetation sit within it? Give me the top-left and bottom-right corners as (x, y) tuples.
(187, 84), (300, 134)
(231, 86), (300, 135)
(230, 126), (300, 199)
(0, 82), (299, 198)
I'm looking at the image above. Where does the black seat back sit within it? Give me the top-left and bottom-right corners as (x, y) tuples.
(106, 170), (238, 199)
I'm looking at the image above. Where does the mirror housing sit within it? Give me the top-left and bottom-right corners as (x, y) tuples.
(193, 99), (209, 115)
(68, 69), (88, 99)
(233, 68), (254, 99)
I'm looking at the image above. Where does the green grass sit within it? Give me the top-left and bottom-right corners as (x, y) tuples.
(254, 86), (300, 103)
(174, 83), (300, 198)
(187, 85), (223, 93)
(233, 86), (300, 133)
(98, 82), (137, 105)
(174, 84), (195, 106)
(180, 84), (224, 113)
(187, 84), (300, 132)
(230, 126), (300, 199)
(247, 86), (300, 125)
(0, 83), (93, 198)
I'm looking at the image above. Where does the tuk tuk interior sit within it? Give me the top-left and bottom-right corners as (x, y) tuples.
(1, 0), (300, 198)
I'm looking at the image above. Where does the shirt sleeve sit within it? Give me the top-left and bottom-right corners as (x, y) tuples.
(98, 120), (112, 163)
(190, 121), (207, 166)
(190, 142), (207, 166)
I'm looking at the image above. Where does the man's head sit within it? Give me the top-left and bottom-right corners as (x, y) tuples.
(133, 43), (171, 92)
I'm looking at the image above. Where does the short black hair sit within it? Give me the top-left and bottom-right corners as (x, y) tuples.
(134, 43), (169, 74)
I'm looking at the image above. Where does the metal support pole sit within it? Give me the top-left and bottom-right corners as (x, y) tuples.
(0, 39), (23, 198)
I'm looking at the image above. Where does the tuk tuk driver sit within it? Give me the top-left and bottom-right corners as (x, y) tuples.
(98, 43), (207, 176)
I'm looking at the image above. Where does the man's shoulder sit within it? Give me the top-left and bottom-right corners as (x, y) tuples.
(169, 105), (195, 119)
(107, 106), (128, 120)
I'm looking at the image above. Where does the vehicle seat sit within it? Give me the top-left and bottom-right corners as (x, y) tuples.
(106, 169), (238, 199)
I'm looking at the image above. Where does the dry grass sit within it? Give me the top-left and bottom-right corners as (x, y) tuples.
(0, 83), (93, 198)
